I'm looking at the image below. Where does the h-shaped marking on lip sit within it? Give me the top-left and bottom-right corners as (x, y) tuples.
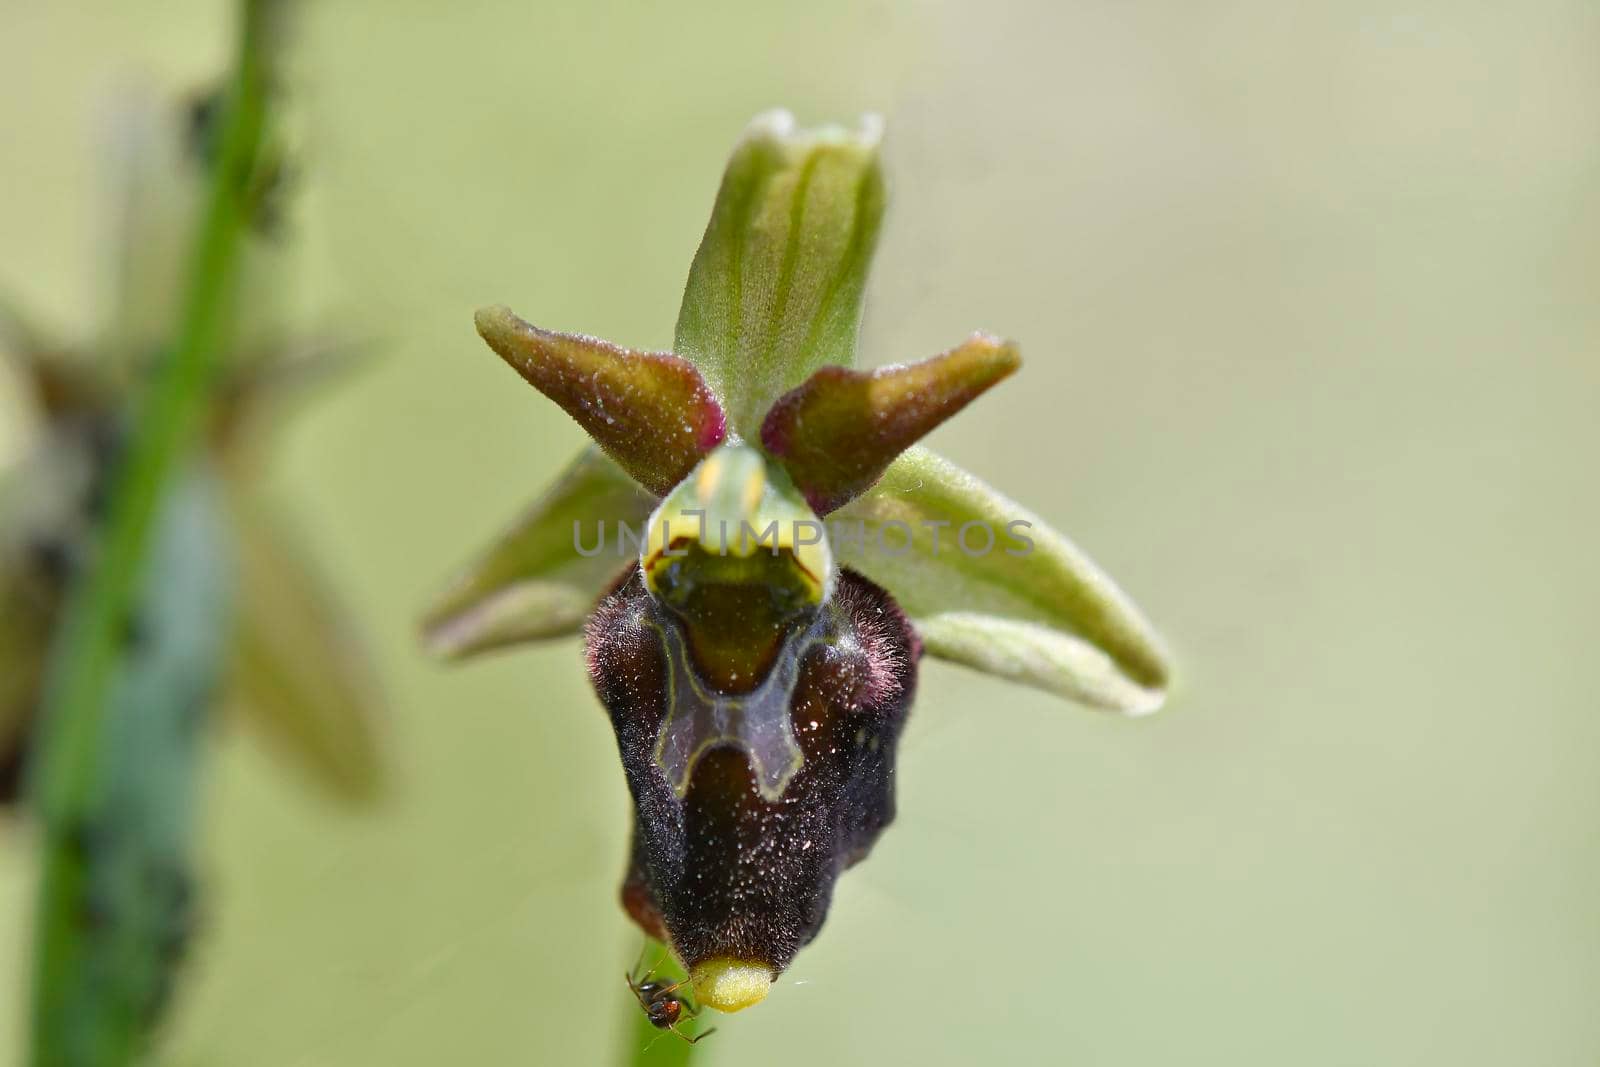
(649, 614), (824, 802)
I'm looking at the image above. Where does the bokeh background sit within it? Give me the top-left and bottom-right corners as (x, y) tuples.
(3, 1), (1598, 1063)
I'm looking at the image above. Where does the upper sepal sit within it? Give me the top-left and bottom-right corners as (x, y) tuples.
(761, 333), (1020, 514)
(475, 305), (726, 496)
(830, 447), (1172, 714)
(674, 111), (886, 434)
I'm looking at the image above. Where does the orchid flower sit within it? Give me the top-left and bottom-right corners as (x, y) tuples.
(424, 111), (1172, 1013)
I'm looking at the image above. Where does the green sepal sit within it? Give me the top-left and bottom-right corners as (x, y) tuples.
(227, 486), (388, 803)
(674, 110), (886, 435)
(209, 332), (376, 457)
(423, 447), (656, 659)
(830, 447), (1171, 713)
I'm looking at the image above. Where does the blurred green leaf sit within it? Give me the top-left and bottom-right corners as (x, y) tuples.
(424, 447), (655, 659)
(210, 332), (377, 456)
(228, 486), (387, 802)
(831, 446), (1171, 713)
(674, 110), (885, 434)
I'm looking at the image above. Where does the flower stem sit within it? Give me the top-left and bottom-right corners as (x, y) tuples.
(28, 1), (284, 1062)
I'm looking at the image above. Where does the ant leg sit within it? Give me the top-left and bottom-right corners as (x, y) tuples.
(672, 1024), (718, 1045)
(652, 976), (694, 1000)
(629, 943), (650, 982)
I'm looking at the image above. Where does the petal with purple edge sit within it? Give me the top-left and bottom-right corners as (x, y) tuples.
(475, 305), (726, 496)
(761, 333), (1020, 514)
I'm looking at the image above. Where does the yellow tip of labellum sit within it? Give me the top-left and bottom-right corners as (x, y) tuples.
(690, 958), (773, 1012)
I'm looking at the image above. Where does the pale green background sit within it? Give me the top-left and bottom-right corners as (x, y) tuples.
(2, 2), (1597, 1064)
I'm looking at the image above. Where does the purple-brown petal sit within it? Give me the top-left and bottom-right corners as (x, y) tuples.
(475, 305), (726, 496)
(586, 566), (920, 978)
(760, 333), (1020, 514)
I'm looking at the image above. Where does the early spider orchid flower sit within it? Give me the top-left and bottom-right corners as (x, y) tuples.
(425, 111), (1172, 1013)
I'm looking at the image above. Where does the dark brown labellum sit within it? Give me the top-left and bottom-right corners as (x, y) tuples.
(586, 567), (920, 975)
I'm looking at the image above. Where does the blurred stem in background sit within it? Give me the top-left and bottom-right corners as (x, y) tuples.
(27, 1), (286, 1063)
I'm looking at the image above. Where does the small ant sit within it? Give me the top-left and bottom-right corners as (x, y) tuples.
(626, 951), (717, 1045)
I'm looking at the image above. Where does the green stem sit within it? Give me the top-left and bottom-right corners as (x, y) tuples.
(626, 1005), (699, 1067)
(28, 2), (282, 1062)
